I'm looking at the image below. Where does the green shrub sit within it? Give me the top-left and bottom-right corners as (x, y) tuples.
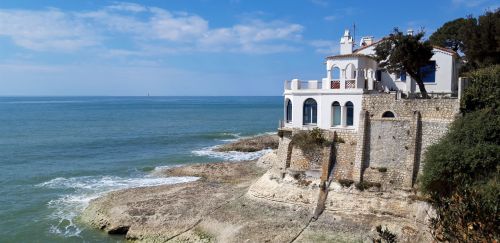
(355, 181), (381, 191)
(333, 136), (345, 143)
(338, 179), (354, 187)
(378, 167), (388, 173)
(420, 108), (499, 242)
(373, 225), (397, 243)
(292, 128), (329, 153)
(461, 65), (500, 113)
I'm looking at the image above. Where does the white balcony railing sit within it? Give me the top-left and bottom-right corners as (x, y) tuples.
(285, 79), (360, 91)
(284, 79), (322, 90)
(345, 79), (356, 89)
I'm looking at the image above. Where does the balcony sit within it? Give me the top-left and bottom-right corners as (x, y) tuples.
(345, 79), (356, 89)
(284, 79), (322, 90)
(331, 80), (340, 89)
(284, 78), (362, 92)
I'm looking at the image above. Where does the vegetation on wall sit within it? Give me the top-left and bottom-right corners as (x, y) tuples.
(292, 128), (329, 152)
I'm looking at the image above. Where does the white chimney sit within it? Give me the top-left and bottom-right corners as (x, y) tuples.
(360, 36), (374, 47)
(340, 29), (353, 55)
(407, 29), (414, 36)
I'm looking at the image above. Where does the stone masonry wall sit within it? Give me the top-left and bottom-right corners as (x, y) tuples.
(331, 130), (357, 180)
(363, 118), (411, 187)
(276, 93), (459, 189)
(418, 121), (451, 174)
(362, 93), (459, 121)
(359, 93), (459, 188)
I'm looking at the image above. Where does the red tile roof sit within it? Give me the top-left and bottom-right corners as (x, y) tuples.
(353, 37), (458, 57)
(325, 53), (375, 59)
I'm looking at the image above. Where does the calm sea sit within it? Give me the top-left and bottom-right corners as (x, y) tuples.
(0, 96), (282, 242)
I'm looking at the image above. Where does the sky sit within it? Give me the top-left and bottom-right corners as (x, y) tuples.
(0, 0), (497, 96)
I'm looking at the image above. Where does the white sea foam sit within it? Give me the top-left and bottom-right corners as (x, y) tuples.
(192, 146), (273, 161)
(37, 175), (198, 237)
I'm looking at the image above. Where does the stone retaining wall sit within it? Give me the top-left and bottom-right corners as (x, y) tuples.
(277, 93), (460, 189)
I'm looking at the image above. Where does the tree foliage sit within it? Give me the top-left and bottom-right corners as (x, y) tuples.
(430, 9), (499, 71)
(420, 108), (500, 241)
(374, 28), (434, 97)
(461, 65), (500, 113)
(463, 9), (500, 69)
(429, 18), (471, 52)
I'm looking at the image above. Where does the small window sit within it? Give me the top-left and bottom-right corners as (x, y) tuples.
(420, 61), (436, 83)
(286, 100), (292, 123)
(382, 111), (395, 118)
(332, 102), (341, 126)
(400, 71), (406, 81)
(346, 101), (354, 126)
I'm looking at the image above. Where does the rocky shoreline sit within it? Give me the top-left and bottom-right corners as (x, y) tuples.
(80, 134), (432, 242)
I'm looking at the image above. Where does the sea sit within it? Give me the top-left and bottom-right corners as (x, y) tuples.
(0, 96), (282, 242)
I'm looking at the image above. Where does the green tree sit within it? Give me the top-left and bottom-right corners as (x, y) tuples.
(374, 28), (434, 98)
(420, 109), (499, 242)
(431, 9), (499, 71)
(461, 65), (500, 113)
(464, 9), (500, 68)
(429, 18), (470, 52)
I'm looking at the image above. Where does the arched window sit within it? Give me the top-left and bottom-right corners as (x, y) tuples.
(332, 101), (341, 126)
(346, 101), (354, 126)
(332, 67), (340, 80)
(345, 63), (356, 79)
(286, 99), (292, 123)
(303, 98), (317, 125)
(382, 111), (395, 118)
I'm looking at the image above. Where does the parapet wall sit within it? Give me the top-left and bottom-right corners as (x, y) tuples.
(362, 93), (460, 121)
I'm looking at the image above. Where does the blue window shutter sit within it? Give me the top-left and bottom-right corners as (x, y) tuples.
(420, 61), (436, 83)
(400, 71), (406, 81)
(375, 70), (382, 81)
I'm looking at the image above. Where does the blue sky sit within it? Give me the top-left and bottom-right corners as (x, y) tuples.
(0, 0), (497, 96)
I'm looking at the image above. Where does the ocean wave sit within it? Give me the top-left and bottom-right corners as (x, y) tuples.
(198, 132), (241, 141)
(192, 146), (273, 161)
(37, 175), (198, 237)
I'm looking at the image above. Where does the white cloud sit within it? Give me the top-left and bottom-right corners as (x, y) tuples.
(324, 15), (338, 21)
(0, 9), (98, 51)
(310, 40), (339, 54)
(0, 3), (304, 54)
(106, 2), (148, 12)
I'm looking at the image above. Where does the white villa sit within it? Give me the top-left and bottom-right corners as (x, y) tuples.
(283, 29), (461, 130)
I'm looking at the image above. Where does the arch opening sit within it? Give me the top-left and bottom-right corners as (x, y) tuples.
(286, 99), (292, 123)
(382, 111), (395, 118)
(332, 101), (341, 126)
(346, 101), (354, 126)
(303, 98), (317, 125)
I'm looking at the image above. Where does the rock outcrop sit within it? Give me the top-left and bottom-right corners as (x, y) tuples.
(214, 134), (279, 152)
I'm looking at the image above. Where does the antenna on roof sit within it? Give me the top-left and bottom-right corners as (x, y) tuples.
(352, 23), (356, 47)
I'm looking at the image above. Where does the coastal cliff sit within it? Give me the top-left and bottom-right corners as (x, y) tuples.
(81, 134), (434, 242)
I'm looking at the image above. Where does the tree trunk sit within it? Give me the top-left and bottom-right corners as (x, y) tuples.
(415, 78), (429, 98)
(409, 72), (429, 98)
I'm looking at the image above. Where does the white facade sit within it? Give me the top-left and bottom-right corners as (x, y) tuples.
(283, 30), (459, 131)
